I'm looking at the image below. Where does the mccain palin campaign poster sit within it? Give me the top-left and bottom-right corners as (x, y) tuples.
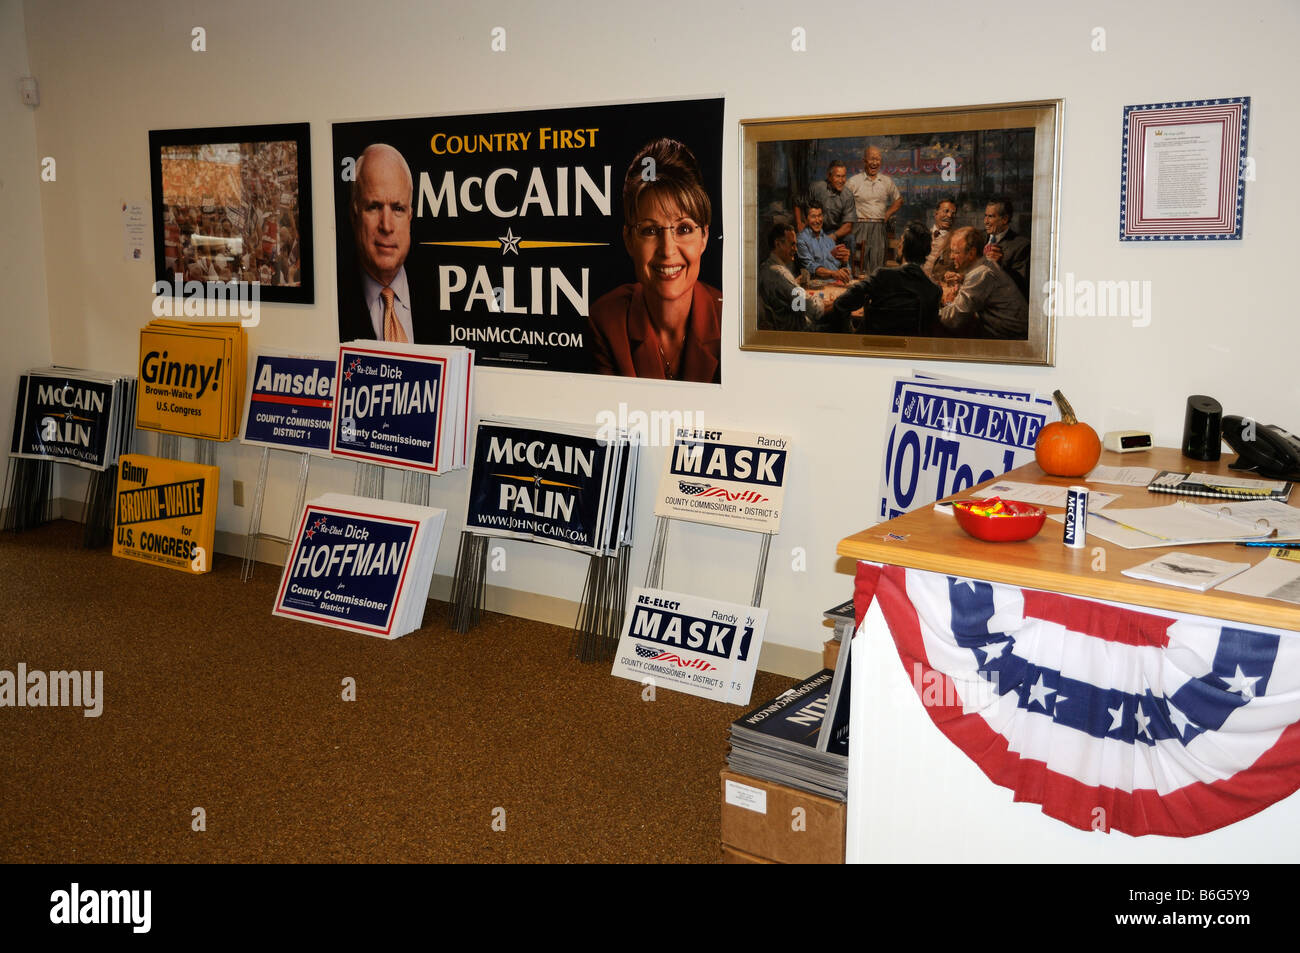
(331, 98), (724, 382)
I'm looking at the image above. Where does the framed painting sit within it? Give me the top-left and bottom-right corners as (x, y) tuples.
(740, 100), (1062, 365)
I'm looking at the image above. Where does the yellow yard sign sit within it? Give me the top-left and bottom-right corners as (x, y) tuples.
(112, 454), (219, 574)
(136, 321), (246, 439)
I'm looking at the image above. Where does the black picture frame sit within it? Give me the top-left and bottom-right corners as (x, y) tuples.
(149, 122), (314, 305)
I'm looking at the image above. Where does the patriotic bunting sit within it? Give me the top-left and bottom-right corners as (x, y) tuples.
(856, 561), (1300, 837)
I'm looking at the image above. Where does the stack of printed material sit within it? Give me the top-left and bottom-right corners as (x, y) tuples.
(823, 597), (856, 642)
(6, 367), (138, 541)
(877, 371), (1058, 520)
(273, 493), (447, 639)
(463, 416), (638, 555)
(330, 342), (474, 473)
(10, 367), (136, 470)
(136, 320), (247, 440)
(111, 453), (219, 574)
(727, 669), (849, 801)
(1148, 470), (1292, 502)
(240, 351), (338, 455)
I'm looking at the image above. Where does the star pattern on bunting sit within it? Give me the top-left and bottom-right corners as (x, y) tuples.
(1221, 665), (1261, 700)
(1026, 674), (1055, 710)
(979, 640), (1009, 662)
(1108, 704), (1124, 733)
(1167, 701), (1193, 739)
(1135, 703), (1153, 740)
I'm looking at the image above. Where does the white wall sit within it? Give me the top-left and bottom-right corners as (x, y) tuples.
(13, 0), (1299, 683)
(1, 0), (53, 478)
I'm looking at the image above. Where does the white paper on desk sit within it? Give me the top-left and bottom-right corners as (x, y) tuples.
(1217, 554), (1300, 605)
(1051, 500), (1275, 549)
(1049, 512), (1164, 549)
(1084, 465), (1160, 486)
(1121, 551), (1251, 592)
(972, 480), (1119, 510)
(1193, 500), (1300, 541)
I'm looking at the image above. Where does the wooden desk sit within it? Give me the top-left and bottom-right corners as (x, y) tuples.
(839, 447), (1300, 860)
(838, 447), (1300, 632)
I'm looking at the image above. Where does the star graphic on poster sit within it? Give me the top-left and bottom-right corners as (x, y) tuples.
(305, 528), (315, 539)
(344, 370), (353, 381)
(499, 228), (522, 255)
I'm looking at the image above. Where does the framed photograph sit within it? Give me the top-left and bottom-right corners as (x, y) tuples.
(1119, 97), (1249, 242)
(149, 122), (314, 304)
(740, 100), (1062, 366)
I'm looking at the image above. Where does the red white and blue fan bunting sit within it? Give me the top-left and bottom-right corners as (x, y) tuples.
(855, 562), (1300, 837)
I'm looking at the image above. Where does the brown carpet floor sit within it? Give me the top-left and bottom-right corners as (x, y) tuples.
(0, 521), (795, 864)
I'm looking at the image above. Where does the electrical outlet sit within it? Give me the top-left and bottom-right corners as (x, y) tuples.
(232, 480), (245, 506)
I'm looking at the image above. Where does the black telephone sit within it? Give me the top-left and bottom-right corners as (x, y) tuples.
(1222, 415), (1300, 481)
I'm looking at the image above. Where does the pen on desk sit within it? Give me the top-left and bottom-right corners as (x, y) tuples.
(1236, 540), (1300, 548)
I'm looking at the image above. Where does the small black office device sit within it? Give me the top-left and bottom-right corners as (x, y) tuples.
(1183, 395), (1222, 461)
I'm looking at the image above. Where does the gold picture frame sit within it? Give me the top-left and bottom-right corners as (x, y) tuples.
(740, 100), (1062, 365)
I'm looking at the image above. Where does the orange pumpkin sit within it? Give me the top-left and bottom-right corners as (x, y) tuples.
(1035, 390), (1101, 477)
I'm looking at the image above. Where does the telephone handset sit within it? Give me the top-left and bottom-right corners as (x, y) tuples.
(1222, 415), (1300, 481)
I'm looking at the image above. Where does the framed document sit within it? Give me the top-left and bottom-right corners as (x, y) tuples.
(1119, 97), (1250, 241)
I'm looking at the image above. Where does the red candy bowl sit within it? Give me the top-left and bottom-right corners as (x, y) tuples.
(952, 498), (1047, 542)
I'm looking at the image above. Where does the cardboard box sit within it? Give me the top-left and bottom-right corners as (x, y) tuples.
(823, 638), (840, 671)
(720, 769), (846, 864)
(721, 844), (775, 864)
